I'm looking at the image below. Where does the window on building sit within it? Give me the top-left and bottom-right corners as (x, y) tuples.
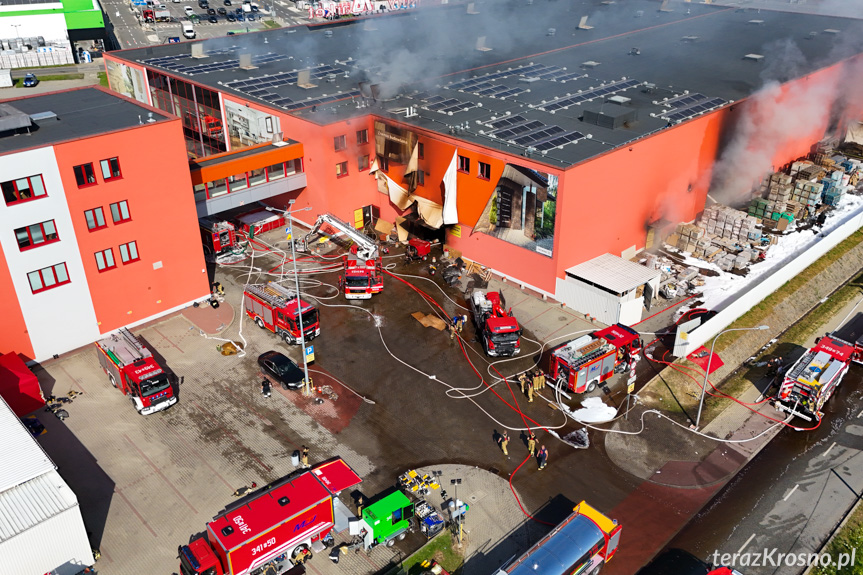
(285, 158), (303, 176)
(418, 143), (424, 159)
(84, 207), (107, 231)
(95, 248), (116, 272)
(2, 175), (46, 205)
(357, 129), (369, 145)
(457, 155), (470, 174)
(15, 220), (59, 250)
(119, 241), (140, 264)
(73, 163), (97, 187)
(478, 161), (491, 180)
(27, 263), (70, 293)
(207, 179), (228, 198)
(334, 135), (347, 151)
(377, 155), (389, 172)
(416, 171), (425, 186)
(193, 183), (207, 203)
(358, 155), (370, 171)
(336, 161), (348, 178)
(100, 157), (122, 181)
(267, 163), (286, 181)
(109, 200), (131, 223)
(228, 173), (248, 193)
(249, 168), (267, 187)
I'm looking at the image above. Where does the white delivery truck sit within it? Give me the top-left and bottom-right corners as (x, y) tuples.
(182, 21), (195, 38)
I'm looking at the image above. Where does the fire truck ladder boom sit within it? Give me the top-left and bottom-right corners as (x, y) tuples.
(245, 282), (298, 309)
(305, 213), (378, 260)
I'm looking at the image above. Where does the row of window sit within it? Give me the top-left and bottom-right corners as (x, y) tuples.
(85, 201), (131, 231)
(26, 240), (139, 294)
(13, 199), (130, 254)
(2, 174), (47, 205)
(458, 156), (491, 180)
(334, 129), (369, 152)
(338, 155), (426, 185)
(74, 157), (122, 188)
(95, 241), (139, 272)
(194, 159), (303, 202)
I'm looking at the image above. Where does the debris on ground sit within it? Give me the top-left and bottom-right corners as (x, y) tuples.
(217, 341), (244, 355)
(411, 312), (448, 331)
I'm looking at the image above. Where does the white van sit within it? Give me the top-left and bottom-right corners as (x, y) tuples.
(182, 21), (195, 39)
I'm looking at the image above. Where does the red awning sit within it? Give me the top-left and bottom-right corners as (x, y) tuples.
(311, 458), (362, 494)
(687, 346), (725, 374)
(814, 337), (854, 362)
(594, 324), (639, 348)
(0, 353), (44, 416)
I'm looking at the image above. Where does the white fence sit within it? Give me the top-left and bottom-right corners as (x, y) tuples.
(680, 207), (863, 353)
(0, 47), (74, 69)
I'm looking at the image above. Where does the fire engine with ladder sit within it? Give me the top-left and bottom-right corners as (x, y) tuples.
(550, 324), (643, 394)
(468, 290), (522, 357)
(492, 501), (621, 575)
(94, 327), (177, 415)
(776, 332), (863, 422)
(244, 282), (320, 344)
(298, 213), (383, 300)
(185, 111), (223, 138)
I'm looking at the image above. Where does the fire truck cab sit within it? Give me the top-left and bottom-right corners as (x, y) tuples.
(777, 334), (858, 422)
(244, 282), (320, 344)
(199, 217), (237, 258)
(550, 324), (642, 394)
(95, 327), (177, 415)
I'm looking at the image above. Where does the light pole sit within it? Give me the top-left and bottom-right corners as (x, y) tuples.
(450, 478), (463, 545)
(695, 325), (770, 429)
(11, 24), (21, 39)
(267, 202), (313, 396)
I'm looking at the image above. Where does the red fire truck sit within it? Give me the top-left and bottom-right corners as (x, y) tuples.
(179, 458), (362, 575)
(94, 327), (177, 415)
(301, 214), (383, 300)
(550, 324), (642, 394)
(493, 501), (621, 575)
(469, 290), (522, 357)
(776, 333), (861, 422)
(244, 282), (320, 344)
(200, 217), (238, 259)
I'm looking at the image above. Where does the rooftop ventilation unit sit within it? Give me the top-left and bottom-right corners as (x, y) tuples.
(547, 28), (555, 36)
(824, 29), (840, 35)
(582, 103), (635, 130)
(238, 53), (256, 70)
(607, 95), (630, 105)
(191, 43), (206, 59)
(476, 36), (491, 52)
(466, 2), (478, 14)
(0, 104), (33, 135)
(324, 30), (333, 38)
(577, 16), (593, 30)
(681, 35), (698, 42)
(297, 69), (317, 89)
(29, 111), (57, 122)
(658, 0), (672, 12)
(581, 61), (600, 69)
(747, 19), (765, 25)
(743, 53), (765, 62)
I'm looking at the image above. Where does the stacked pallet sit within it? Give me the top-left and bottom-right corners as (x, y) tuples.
(699, 206), (757, 242)
(791, 180), (823, 207)
(675, 223), (705, 253)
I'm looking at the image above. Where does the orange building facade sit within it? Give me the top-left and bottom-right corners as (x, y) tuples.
(0, 87), (210, 362)
(102, 52), (853, 296)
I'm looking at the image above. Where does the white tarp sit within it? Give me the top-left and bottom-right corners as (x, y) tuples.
(414, 196), (444, 229)
(845, 121), (863, 146)
(442, 150), (459, 225)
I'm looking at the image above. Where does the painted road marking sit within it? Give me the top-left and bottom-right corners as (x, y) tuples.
(858, 409), (863, 418)
(783, 484), (799, 501)
(824, 442), (837, 457)
(738, 533), (756, 554)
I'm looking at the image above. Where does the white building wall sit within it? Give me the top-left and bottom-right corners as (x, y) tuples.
(555, 278), (621, 326)
(0, 12), (69, 44)
(0, 147), (100, 361)
(0, 505), (94, 575)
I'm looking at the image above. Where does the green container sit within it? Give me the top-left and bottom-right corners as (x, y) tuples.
(362, 490), (415, 547)
(771, 212), (780, 221)
(780, 212), (794, 221)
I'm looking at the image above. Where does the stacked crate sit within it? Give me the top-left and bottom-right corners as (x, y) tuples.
(698, 206), (757, 243)
(748, 198), (769, 219)
(791, 180), (823, 207)
(822, 171), (847, 207)
(675, 223), (704, 253)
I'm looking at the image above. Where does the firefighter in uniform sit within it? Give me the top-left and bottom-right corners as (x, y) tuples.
(527, 433), (537, 456)
(527, 379), (535, 403)
(538, 371), (546, 391)
(498, 431), (510, 456)
(518, 372), (529, 393)
(301, 445), (310, 468)
(532, 371), (542, 393)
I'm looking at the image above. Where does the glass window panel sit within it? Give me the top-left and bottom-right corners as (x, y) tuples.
(208, 179), (228, 198)
(249, 168), (267, 186)
(74, 167), (86, 186)
(43, 220), (56, 240)
(15, 178), (31, 199)
(28, 271), (43, 291)
(53, 264), (67, 283)
(229, 174), (248, 192)
(267, 163), (285, 180)
(120, 201), (130, 220)
(85, 210), (96, 229)
(42, 269), (57, 287)
(129, 242), (138, 260)
(110, 158), (121, 177)
(95, 252), (105, 269)
(16, 229), (30, 249)
(2, 181), (16, 203)
(31, 176), (45, 197)
(101, 159), (111, 180)
(119, 244), (129, 262)
(194, 183), (207, 202)
(28, 223), (44, 244)
(105, 249), (114, 268)
(95, 208), (105, 227)
(110, 203), (120, 222)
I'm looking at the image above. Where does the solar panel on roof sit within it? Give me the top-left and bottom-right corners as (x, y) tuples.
(427, 98), (461, 111)
(534, 131), (584, 150)
(496, 88), (525, 99)
(492, 120), (545, 139)
(487, 115), (526, 129)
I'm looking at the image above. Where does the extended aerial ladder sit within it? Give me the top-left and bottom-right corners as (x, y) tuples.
(299, 213), (383, 300)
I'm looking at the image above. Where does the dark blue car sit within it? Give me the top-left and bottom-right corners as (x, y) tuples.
(22, 73), (39, 87)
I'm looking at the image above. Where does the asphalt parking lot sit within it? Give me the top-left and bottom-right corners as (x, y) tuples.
(31, 229), (688, 574)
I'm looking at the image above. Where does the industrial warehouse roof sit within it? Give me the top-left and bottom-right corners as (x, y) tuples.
(0, 471), (79, 542)
(0, 396), (54, 493)
(0, 87), (171, 155)
(566, 253), (660, 295)
(109, 0), (863, 168)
